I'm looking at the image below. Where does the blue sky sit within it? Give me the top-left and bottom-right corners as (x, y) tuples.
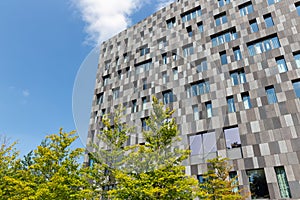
(0, 0), (172, 156)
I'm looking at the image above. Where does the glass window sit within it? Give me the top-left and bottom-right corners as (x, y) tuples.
(227, 96), (236, 113)
(206, 102), (212, 118)
(296, 4), (300, 16)
(250, 20), (259, 33)
(242, 92), (252, 109)
(264, 14), (274, 28)
(247, 169), (270, 199)
(166, 17), (176, 28)
(142, 79), (147, 90)
(103, 75), (110, 86)
(142, 97), (147, 110)
(135, 60), (152, 74)
(240, 3), (254, 16)
(247, 36), (281, 56)
(198, 22), (204, 33)
(162, 54), (168, 64)
(113, 88), (119, 100)
(173, 68), (178, 80)
(233, 47), (242, 61)
(211, 28), (237, 47)
(189, 132), (217, 155)
(229, 171), (239, 193)
(96, 93), (103, 105)
(190, 81), (210, 97)
(268, 0), (281, 5)
(224, 127), (241, 149)
(294, 52), (300, 68)
(218, 0), (230, 7)
(193, 105), (199, 120)
(230, 69), (246, 85)
(196, 60), (208, 73)
(293, 80), (300, 98)
(266, 86), (278, 104)
(183, 45), (194, 57)
(275, 166), (292, 198)
(140, 47), (150, 56)
(142, 118), (149, 131)
(276, 57), (288, 73)
(215, 13), (227, 26)
(132, 100), (137, 113)
(126, 67), (130, 78)
(187, 26), (193, 37)
(220, 51), (228, 65)
(163, 91), (174, 104)
(181, 6), (202, 22)
(162, 72), (168, 84)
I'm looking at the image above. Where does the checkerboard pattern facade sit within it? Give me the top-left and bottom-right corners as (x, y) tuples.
(87, 0), (300, 198)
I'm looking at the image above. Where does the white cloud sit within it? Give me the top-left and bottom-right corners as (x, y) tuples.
(156, 0), (174, 10)
(73, 0), (145, 46)
(22, 90), (30, 97)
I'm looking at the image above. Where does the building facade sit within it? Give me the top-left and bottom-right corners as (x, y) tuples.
(87, 0), (300, 198)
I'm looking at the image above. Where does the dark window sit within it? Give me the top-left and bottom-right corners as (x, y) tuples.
(132, 100), (137, 113)
(96, 93), (104, 105)
(229, 171), (239, 193)
(275, 166), (291, 198)
(142, 97), (147, 110)
(246, 169), (270, 199)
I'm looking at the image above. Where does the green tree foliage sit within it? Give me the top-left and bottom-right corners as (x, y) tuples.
(0, 136), (21, 199)
(107, 97), (200, 199)
(199, 156), (249, 200)
(2, 129), (94, 200)
(87, 105), (133, 199)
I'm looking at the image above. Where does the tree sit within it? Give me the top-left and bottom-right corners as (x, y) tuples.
(198, 156), (249, 200)
(87, 105), (133, 199)
(0, 136), (21, 199)
(108, 97), (200, 199)
(4, 129), (94, 200)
